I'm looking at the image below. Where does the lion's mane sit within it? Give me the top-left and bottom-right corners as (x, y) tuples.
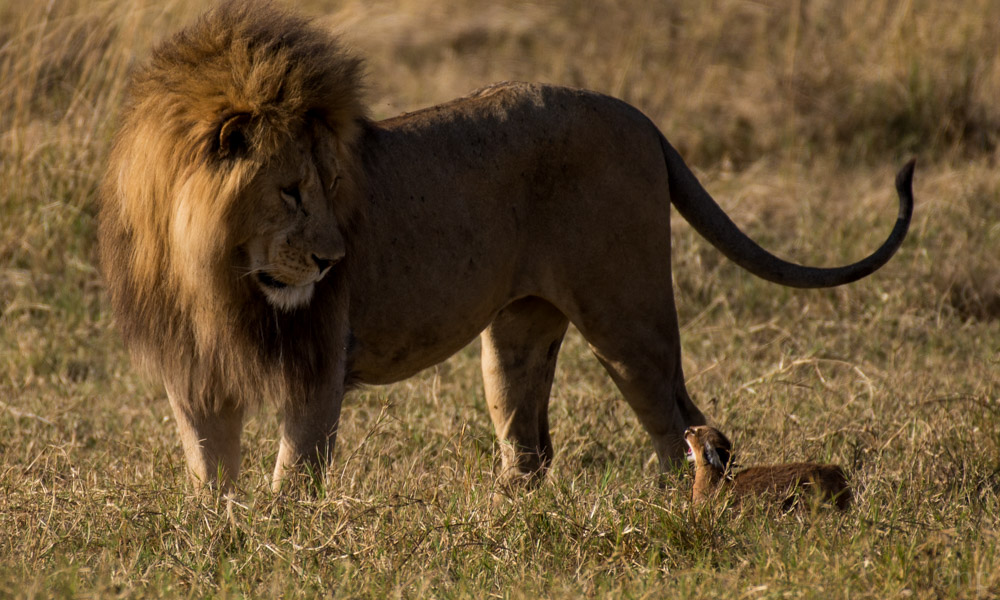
(99, 0), (366, 408)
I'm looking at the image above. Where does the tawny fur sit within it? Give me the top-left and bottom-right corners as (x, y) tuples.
(684, 426), (852, 510)
(99, 0), (914, 490)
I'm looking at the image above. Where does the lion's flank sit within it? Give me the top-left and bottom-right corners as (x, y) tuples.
(99, 0), (365, 408)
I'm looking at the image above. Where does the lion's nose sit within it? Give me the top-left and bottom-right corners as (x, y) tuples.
(312, 254), (339, 275)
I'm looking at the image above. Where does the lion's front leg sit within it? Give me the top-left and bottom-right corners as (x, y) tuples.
(272, 385), (344, 491)
(166, 383), (244, 492)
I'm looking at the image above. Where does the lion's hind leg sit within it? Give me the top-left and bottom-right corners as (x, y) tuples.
(481, 297), (569, 486)
(573, 302), (707, 480)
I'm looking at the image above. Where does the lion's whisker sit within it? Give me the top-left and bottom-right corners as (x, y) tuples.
(235, 264), (280, 280)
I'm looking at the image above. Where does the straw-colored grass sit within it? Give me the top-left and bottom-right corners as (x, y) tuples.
(1, 0), (998, 597)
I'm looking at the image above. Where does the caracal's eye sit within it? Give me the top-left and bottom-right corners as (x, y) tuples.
(280, 186), (302, 210)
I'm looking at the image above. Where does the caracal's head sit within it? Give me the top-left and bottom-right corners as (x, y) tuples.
(683, 425), (733, 472)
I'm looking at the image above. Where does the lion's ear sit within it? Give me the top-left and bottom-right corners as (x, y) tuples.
(311, 122), (348, 191)
(216, 113), (252, 159)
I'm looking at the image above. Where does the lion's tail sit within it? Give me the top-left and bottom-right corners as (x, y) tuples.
(660, 135), (915, 289)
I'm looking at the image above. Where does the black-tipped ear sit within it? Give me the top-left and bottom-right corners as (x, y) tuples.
(216, 113), (252, 159)
(716, 446), (731, 469)
(704, 441), (725, 470)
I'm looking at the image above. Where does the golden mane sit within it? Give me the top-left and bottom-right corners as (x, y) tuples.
(99, 0), (366, 409)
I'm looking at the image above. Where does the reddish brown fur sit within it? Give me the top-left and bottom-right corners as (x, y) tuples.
(732, 463), (852, 510)
(98, 0), (365, 410)
(684, 426), (852, 510)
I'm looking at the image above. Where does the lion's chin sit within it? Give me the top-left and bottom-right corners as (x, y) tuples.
(259, 281), (315, 311)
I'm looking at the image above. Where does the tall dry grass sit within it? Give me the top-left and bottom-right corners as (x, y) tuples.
(0, 0), (998, 597)
(333, 0), (1000, 165)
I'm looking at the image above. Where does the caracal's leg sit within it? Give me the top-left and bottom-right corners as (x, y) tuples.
(481, 297), (569, 485)
(166, 384), (245, 492)
(272, 390), (343, 491)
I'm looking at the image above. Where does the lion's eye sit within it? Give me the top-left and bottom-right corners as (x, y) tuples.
(280, 186), (302, 210)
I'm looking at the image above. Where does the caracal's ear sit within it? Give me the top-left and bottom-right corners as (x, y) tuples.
(715, 445), (731, 470)
(216, 113), (253, 159)
(704, 441), (725, 470)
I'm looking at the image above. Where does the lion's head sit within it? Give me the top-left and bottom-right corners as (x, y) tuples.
(99, 0), (366, 406)
(237, 124), (351, 311)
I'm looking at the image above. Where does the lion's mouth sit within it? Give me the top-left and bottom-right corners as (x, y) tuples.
(256, 272), (288, 289)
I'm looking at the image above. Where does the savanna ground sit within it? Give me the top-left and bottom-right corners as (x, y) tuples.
(2, 0), (999, 597)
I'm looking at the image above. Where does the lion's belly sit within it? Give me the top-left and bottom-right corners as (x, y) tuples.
(345, 298), (503, 386)
(342, 216), (519, 386)
(345, 328), (484, 385)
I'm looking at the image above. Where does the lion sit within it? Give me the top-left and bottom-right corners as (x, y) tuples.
(99, 0), (915, 491)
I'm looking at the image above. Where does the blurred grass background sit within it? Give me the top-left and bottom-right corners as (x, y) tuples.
(1, 0), (998, 597)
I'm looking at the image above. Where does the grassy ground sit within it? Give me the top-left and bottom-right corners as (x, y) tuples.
(2, 0), (999, 597)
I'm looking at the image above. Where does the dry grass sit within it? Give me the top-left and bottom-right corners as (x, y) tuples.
(1, 0), (999, 597)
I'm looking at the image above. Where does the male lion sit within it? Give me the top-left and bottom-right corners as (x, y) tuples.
(99, 1), (915, 491)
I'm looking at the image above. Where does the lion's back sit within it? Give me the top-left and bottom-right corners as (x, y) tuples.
(374, 81), (656, 151)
